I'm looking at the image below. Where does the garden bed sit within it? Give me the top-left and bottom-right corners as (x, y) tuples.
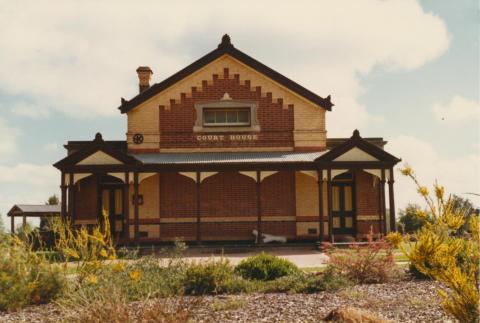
(0, 280), (455, 323)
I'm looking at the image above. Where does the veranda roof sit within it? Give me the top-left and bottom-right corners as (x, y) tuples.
(131, 151), (328, 165)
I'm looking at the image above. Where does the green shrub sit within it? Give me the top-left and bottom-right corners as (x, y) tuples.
(234, 253), (300, 281)
(0, 236), (65, 312)
(260, 269), (350, 294)
(183, 258), (241, 295)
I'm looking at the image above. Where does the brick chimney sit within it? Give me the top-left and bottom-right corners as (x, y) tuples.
(136, 66), (153, 93)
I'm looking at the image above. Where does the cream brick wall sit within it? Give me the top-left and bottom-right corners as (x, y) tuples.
(129, 174), (160, 220)
(295, 172), (319, 217)
(296, 222), (329, 237)
(126, 54), (327, 150)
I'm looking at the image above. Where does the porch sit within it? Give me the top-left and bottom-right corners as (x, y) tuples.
(54, 131), (400, 244)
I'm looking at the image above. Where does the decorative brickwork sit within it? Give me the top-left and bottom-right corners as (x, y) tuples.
(159, 69), (294, 150)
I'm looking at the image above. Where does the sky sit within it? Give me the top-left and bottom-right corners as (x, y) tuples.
(0, 0), (478, 229)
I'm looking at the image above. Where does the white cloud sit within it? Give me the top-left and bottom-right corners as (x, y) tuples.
(388, 135), (480, 212)
(0, 163), (59, 229)
(9, 101), (50, 119)
(432, 95), (480, 124)
(0, 117), (20, 157)
(43, 142), (59, 151)
(0, 0), (449, 132)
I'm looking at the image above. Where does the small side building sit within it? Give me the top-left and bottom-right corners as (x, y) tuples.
(7, 204), (61, 232)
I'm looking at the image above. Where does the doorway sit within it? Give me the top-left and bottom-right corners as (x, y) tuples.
(332, 173), (356, 234)
(99, 175), (125, 240)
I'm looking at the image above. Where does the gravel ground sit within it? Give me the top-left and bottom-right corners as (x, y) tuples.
(0, 280), (456, 323)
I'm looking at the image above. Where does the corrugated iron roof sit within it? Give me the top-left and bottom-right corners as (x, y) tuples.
(132, 151), (327, 164)
(8, 204), (61, 217)
(12, 205), (61, 213)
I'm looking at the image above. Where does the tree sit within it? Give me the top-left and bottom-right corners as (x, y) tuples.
(398, 203), (426, 234)
(40, 194), (60, 231)
(389, 166), (479, 322)
(0, 215), (5, 234)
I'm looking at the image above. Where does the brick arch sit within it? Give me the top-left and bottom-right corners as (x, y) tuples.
(261, 171), (295, 217)
(160, 172), (196, 218)
(200, 171), (256, 217)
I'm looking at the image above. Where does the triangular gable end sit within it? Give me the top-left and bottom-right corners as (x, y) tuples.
(333, 147), (378, 162)
(315, 130), (401, 164)
(53, 133), (141, 170)
(118, 34), (334, 114)
(76, 151), (123, 165)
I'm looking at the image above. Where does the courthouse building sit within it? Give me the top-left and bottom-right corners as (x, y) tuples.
(54, 35), (401, 244)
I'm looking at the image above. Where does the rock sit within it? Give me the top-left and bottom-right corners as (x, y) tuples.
(324, 306), (393, 323)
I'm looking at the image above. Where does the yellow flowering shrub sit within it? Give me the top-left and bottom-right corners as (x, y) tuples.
(0, 235), (65, 311)
(51, 210), (116, 280)
(396, 166), (480, 323)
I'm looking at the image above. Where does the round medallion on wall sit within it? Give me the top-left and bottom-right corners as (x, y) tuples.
(132, 133), (144, 144)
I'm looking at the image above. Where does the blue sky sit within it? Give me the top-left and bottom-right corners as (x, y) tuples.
(0, 0), (478, 229)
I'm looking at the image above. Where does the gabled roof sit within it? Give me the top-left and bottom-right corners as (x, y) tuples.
(316, 130), (401, 164)
(53, 133), (141, 169)
(118, 34), (334, 114)
(8, 204), (61, 217)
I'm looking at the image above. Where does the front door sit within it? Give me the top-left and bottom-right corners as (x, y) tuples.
(101, 187), (124, 240)
(332, 182), (355, 234)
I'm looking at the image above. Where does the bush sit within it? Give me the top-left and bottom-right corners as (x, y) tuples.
(324, 231), (399, 284)
(234, 253), (300, 281)
(0, 236), (65, 312)
(394, 166), (480, 323)
(261, 269), (351, 294)
(183, 258), (242, 295)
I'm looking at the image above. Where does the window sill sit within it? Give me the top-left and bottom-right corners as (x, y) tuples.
(193, 125), (260, 133)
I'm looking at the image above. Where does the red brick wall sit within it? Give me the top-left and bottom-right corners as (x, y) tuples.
(74, 175), (97, 220)
(200, 222), (257, 241)
(261, 171), (295, 217)
(355, 170), (380, 216)
(160, 173), (196, 218)
(355, 170), (381, 235)
(159, 69), (294, 149)
(161, 223), (196, 240)
(200, 172), (256, 217)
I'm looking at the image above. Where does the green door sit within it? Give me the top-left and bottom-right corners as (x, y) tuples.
(332, 182), (355, 234)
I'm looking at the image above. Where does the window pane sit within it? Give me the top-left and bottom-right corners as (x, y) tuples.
(215, 111), (226, 123)
(333, 217), (340, 228)
(344, 186), (353, 211)
(204, 111), (215, 123)
(332, 186), (340, 211)
(345, 217), (353, 228)
(238, 110), (249, 123)
(114, 189), (123, 215)
(227, 111), (237, 123)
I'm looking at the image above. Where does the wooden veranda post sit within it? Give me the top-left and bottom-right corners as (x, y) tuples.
(327, 169), (333, 242)
(196, 171), (201, 243)
(317, 169), (324, 242)
(256, 170), (262, 243)
(388, 167), (396, 232)
(133, 172), (139, 241)
(124, 172), (130, 242)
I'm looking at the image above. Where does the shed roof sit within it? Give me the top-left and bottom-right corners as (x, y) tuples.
(7, 204), (61, 217)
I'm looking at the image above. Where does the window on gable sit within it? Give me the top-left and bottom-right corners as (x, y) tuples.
(203, 108), (251, 127)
